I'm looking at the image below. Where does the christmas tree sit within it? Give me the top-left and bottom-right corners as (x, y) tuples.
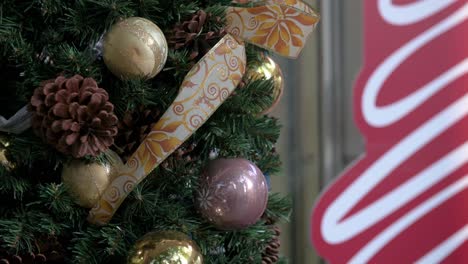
(0, 0), (318, 263)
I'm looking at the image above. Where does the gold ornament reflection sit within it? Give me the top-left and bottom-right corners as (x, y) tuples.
(61, 150), (123, 208)
(0, 139), (15, 170)
(128, 231), (203, 264)
(245, 56), (284, 115)
(103, 17), (168, 80)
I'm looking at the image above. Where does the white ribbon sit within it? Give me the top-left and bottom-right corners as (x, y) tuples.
(0, 106), (32, 134)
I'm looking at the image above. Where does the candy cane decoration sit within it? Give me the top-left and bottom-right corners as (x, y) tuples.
(312, 1), (468, 263)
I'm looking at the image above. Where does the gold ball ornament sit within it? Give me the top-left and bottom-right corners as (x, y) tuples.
(103, 17), (168, 80)
(0, 140), (15, 170)
(246, 56), (284, 115)
(128, 231), (203, 264)
(61, 151), (123, 208)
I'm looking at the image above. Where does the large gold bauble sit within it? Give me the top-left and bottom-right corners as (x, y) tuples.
(61, 151), (123, 208)
(0, 139), (15, 170)
(246, 56), (284, 115)
(0, 148), (14, 170)
(103, 17), (168, 80)
(128, 231), (203, 264)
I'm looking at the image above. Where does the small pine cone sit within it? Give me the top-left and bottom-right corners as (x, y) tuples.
(175, 141), (197, 161)
(262, 225), (281, 264)
(0, 253), (47, 264)
(0, 237), (56, 264)
(169, 10), (227, 60)
(113, 107), (162, 162)
(30, 75), (118, 158)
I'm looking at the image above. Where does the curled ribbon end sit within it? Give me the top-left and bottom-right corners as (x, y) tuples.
(226, 0), (319, 58)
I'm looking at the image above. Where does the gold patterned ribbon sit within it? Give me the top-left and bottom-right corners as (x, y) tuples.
(226, 0), (319, 58)
(88, 34), (246, 225)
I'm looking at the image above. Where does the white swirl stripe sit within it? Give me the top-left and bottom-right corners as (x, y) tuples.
(378, 0), (456, 25)
(362, 3), (468, 127)
(417, 223), (468, 264)
(349, 141), (468, 264)
(323, 3), (468, 244)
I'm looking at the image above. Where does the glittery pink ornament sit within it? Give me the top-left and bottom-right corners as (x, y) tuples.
(195, 158), (268, 230)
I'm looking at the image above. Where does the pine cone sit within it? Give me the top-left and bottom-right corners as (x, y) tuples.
(0, 253), (47, 264)
(169, 10), (226, 60)
(262, 225), (281, 264)
(0, 235), (66, 264)
(30, 75), (118, 158)
(176, 141), (197, 159)
(113, 107), (162, 162)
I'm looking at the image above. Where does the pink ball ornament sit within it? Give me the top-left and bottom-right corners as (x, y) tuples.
(195, 158), (268, 230)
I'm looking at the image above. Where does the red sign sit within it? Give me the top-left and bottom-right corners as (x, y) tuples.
(312, 1), (468, 263)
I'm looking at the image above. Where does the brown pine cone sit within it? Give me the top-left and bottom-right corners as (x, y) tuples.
(175, 142), (197, 160)
(0, 253), (47, 264)
(113, 107), (162, 162)
(262, 225), (281, 264)
(0, 235), (66, 264)
(169, 10), (226, 60)
(29, 75), (118, 158)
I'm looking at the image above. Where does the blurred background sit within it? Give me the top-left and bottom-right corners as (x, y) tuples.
(271, 1), (364, 263)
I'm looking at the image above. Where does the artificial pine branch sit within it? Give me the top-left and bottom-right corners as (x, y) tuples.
(133, 0), (162, 21)
(0, 167), (31, 199)
(264, 193), (293, 223)
(49, 44), (101, 79)
(61, 0), (136, 45)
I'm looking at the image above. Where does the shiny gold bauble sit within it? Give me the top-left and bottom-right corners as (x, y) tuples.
(103, 17), (168, 80)
(246, 56), (284, 115)
(61, 151), (123, 208)
(0, 148), (14, 170)
(128, 231), (203, 264)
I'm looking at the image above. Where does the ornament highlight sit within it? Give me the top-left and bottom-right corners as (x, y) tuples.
(62, 151), (123, 208)
(246, 56), (284, 115)
(103, 17), (168, 80)
(127, 231), (203, 264)
(195, 158), (268, 230)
